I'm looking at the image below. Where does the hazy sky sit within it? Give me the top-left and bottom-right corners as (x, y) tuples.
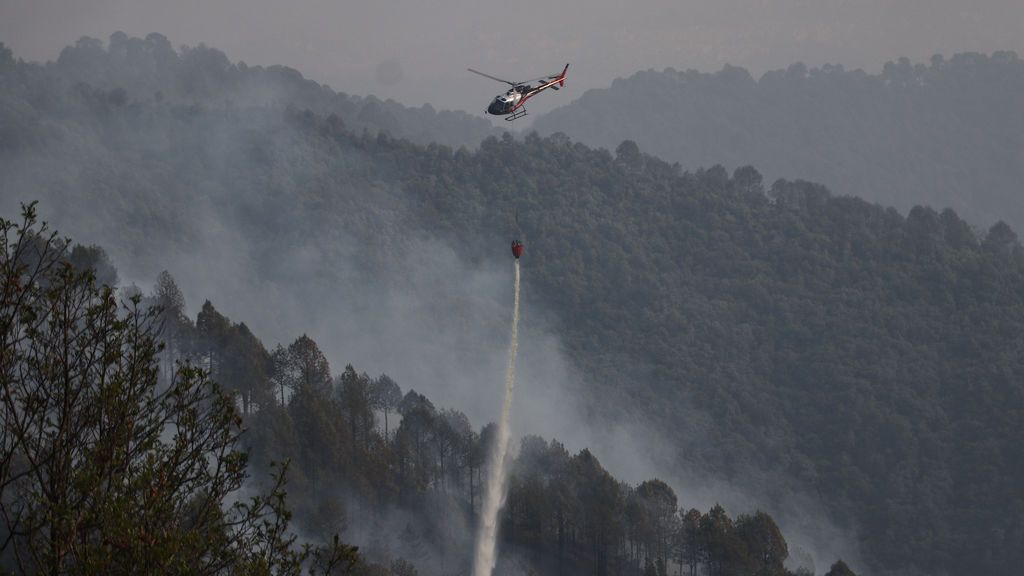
(2, 0), (1023, 117)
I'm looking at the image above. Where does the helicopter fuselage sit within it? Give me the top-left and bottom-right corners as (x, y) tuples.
(487, 89), (525, 115)
(471, 64), (568, 120)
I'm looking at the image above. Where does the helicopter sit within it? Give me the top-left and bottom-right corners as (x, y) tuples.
(468, 64), (569, 121)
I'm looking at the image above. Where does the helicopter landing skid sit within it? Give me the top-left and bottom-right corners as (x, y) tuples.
(505, 107), (527, 121)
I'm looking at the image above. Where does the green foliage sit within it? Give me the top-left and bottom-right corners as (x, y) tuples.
(3, 37), (1023, 576)
(735, 512), (788, 576)
(191, 300), (275, 414)
(0, 204), (859, 575)
(162, 292), (818, 575)
(380, 131), (1024, 576)
(0, 204), (359, 575)
(535, 52), (1024, 230)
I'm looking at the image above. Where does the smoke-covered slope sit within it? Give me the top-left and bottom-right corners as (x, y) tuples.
(532, 53), (1024, 231)
(0, 34), (499, 151)
(3, 37), (1024, 576)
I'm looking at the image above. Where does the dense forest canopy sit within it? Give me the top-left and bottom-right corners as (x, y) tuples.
(0, 204), (846, 576)
(2, 34), (1024, 575)
(533, 52), (1024, 231)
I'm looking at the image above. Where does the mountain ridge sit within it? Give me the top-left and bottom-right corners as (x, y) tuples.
(2, 35), (1023, 575)
(533, 52), (1024, 231)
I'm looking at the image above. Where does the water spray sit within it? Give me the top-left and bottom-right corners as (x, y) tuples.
(472, 242), (523, 576)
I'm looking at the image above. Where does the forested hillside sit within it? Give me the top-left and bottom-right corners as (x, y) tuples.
(1, 206), (847, 576)
(533, 52), (1024, 230)
(378, 133), (1024, 576)
(0, 34), (499, 151)
(162, 274), (844, 576)
(2, 35), (1024, 576)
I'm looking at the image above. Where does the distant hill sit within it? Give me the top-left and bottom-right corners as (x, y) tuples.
(533, 52), (1024, 230)
(0, 33), (500, 150)
(3, 36), (1024, 576)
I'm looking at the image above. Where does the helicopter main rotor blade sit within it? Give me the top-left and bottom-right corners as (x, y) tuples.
(468, 68), (516, 86)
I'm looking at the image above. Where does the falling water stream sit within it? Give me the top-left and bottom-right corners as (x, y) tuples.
(472, 259), (520, 576)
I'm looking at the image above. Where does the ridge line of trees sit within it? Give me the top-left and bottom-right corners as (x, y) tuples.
(149, 252), (856, 575)
(1, 202), (859, 574)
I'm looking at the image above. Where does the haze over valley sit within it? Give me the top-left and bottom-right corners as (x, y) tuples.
(2, 4), (1023, 574)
